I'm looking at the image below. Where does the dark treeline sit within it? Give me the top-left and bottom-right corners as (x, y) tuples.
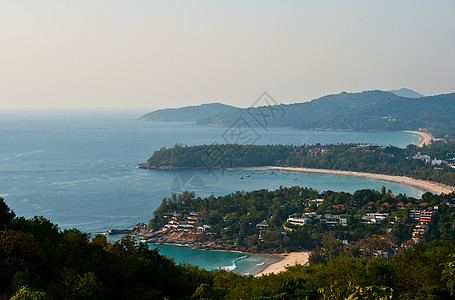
(2, 196), (455, 299)
(144, 141), (455, 186)
(0, 197), (213, 300)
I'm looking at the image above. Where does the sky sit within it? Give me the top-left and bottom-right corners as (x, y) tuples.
(1, 0), (454, 110)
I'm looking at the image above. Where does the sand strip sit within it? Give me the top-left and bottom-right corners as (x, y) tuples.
(255, 252), (309, 276)
(267, 166), (454, 195)
(403, 130), (433, 147)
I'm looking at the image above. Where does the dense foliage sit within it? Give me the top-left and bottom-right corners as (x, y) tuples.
(2, 196), (455, 299)
(0, 197), (215, 299)
(144, 141), (455, 186)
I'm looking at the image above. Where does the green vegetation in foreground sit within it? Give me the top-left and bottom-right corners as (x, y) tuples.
(2, 195), (455, 299)
(143, 141), (455, 186)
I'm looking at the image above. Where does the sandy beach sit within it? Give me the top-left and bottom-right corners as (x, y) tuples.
(267, 166), (454, 195)
(255, 252), (309, 276)
(403, 130), (433, 147)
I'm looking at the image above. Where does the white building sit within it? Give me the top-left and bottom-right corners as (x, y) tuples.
(287, 214), (310, 226)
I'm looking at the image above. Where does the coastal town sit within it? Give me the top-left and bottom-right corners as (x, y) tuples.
(121, 187), (455, 274)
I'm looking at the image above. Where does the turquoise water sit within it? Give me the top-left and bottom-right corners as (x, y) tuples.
(150, 244), (280, 275)
(105, 234), (280, 275)
(0, 111), (421, 273)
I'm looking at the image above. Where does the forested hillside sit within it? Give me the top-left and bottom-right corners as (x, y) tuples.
(139, 91), (455, 138)
(296, 93), (455, 136)
(196, 90), (395, 127)
(141, 142), (455, 186)
(139, 103), (238, 122)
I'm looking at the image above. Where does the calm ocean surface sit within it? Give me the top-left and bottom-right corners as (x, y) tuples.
(0, 111), (421, 274)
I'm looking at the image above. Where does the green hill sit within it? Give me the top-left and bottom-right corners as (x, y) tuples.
(196, 90), (397, 127)
(389, 88), (423, 98)
(139, 90), (455, 137)
(295, 93), (455, 134)
(139, 102), (238, 122)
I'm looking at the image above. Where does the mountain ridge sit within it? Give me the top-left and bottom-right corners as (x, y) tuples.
(138, 89), (454, 137)
(139, 102), (238, 122)
(389, 88), (424, 98)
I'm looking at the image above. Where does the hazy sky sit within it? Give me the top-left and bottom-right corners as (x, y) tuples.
(1, 1), (454, 110)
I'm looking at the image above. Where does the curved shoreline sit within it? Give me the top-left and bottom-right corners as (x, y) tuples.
(254, 252), (310, 276)
(402, 130), (433, 147)
(253, 166), (454, 195)
(127, 229), (307, 276)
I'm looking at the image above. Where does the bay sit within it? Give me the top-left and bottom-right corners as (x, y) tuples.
(149, 243), (280, 276)
(0, 111), (422, 274)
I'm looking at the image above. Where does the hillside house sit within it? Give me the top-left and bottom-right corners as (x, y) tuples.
(287, 214), (310, 226)
(256, 220), (269, 230)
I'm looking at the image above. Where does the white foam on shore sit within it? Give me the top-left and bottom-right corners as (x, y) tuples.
(221, 263), (237, 272)
(220, 254), (248, 272)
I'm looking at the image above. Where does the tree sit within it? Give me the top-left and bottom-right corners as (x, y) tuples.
(191, 283), (226, 300)
(10, 285), (47, 300)
(321, 232), (343, 261)
(0, 197), (15, 229)
(72, 272), (104, 300)
(9, 216), (60, 249)
(442, 254), (455, 296)
(0, 229), (44, 274)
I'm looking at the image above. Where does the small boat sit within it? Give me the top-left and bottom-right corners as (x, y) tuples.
(239, 176), (244, 179)
(245, 174), (250, 177)
(293, 178), (297, 180)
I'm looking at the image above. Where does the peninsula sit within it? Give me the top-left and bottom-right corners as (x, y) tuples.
(139, 142), (455, 190)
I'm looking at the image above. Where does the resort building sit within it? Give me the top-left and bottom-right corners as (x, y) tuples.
(317, 214), (348, 226)
(332, 204), (345, 210)
(287, 214), (311, 226)
(197, 225), (211, 233)
(360, 213), (389, 224)
(308, 199), (325, 207)
(256, 220), (269, 230)
(410, 209), (437, 224)
(411, 225), (428, 243)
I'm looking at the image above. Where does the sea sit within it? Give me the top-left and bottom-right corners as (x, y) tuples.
(0, 110), (422, 275)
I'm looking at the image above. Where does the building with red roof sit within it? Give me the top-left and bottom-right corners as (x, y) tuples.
(397, 202), (406, 209)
